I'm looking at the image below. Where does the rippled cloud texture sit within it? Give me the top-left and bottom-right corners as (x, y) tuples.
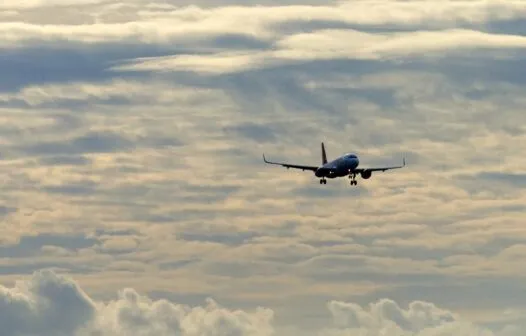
(1, 0), (526, 335)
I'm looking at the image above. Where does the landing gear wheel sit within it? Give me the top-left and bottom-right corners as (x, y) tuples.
(320, 179), (327, 184)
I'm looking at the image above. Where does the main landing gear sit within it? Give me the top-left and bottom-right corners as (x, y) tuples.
(349, 173), (358, 186)
(319, 178), (327, 184)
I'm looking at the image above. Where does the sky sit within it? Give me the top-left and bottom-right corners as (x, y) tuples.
(0, 0), (526, 335)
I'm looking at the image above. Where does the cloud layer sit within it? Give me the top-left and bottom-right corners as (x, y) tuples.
(1, 270), (524, 336)
(0, 0), (526, 334)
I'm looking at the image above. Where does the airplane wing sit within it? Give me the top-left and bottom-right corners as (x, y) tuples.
(262, 154), (319, 172)
(356, 157), (406, 172)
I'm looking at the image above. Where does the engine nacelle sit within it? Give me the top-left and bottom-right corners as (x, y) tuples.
(360, 170), (372, 179)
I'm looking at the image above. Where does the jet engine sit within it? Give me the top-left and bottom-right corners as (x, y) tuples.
(360, 170), (372, 179)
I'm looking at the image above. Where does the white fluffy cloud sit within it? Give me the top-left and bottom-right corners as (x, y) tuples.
(0, 270), (523, 336)
(1, 270), (274, 336)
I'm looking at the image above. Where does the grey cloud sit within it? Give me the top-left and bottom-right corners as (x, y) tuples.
(485, 18), (526, 36)
(0, 264), (523, 336)
(203, 33), (273, 50)
(14, 130), (182, 160)
(223, 122), (277, 143)
(178, 231), (258, 246)
(69, 132), (134, 153)
(0, 269), (95, 336)
(17, 131), (134, 156)
(432, 56), (526, 87)
(0, 233), (96, 258)
(0, 263), (92, 275)
(43, 180), (99, 196)
(0, 35), (267, 94)
(93, 228), (140, 237)
(475, 172), (526, 187)
(158, 259), (199, 271)
(174, 0), (340, 5)
(202, 260), (286, 279)
(350, 279), (526, 319)
(219, 68), (363, 119)
(39, 155), (92, 166)
(292, 183), (370, 198)
(272, 19), (444, 36)
(0, 269), (276, 336)
(0, 44), (179, 91)
(0, 205), (16, 217)
(160, 59), (415, 130)
(454, 172), (526, 196)
(89, 182), (239, 218)
(476, 237), (526, 257)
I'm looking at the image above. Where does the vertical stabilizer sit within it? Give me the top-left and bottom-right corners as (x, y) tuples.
(321, 142), (328, 164)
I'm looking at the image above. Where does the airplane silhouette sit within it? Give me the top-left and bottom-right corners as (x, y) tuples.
(263, 142), (405, 186)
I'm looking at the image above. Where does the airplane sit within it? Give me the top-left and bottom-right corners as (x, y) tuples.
(262, 142), (405, 186)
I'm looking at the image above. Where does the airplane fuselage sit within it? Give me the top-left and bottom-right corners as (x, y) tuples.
(315, 154), (359, 178)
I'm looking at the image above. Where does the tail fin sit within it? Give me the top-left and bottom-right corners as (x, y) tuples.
(321, 142), (328, 164)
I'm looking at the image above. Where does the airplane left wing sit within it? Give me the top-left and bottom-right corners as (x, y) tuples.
(262, 154), (319, 172)
(356, 157), (406, 172)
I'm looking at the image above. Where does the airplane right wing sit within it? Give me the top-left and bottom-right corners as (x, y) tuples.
(262, 154), (319, 172)
(357, 157), (406, 172)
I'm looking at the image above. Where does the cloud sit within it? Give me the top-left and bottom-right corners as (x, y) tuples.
(8, 0), (526, 76)
(0, 270), (95, 336)
(0, 270), (274, 336)
(0, 79), (216, 107)
(2, 1), (526, 45)
(0, 0), (108, 9)
(0, 270), (524, 336)
(114, 29), (526, 74)
(1, 0), (526, 334)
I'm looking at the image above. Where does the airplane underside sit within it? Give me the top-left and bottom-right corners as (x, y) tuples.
(317, 169), (371, 186)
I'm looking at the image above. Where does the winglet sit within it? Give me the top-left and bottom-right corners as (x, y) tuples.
(403, 156), (406, 167)
(262, 154), (269, 163)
